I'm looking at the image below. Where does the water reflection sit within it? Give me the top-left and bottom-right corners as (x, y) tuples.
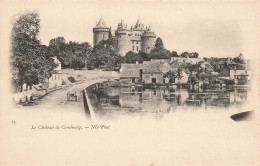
(93, 84), (248, 118)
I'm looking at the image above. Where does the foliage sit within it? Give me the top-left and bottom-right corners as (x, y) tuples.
(233, 53), (245, 64)
(164, 71), (176, 83)
(164, 68), (184, 84)
(124, 51), (142, 63)
(87, 38), (123, 70)
(48, 37), (92, 69)
(180, 52), (199, 58)
(150, 37), (171, 59)
(155, 37), (164, 50)
(139, 52), (151, 61)
(170, 51), (179, 57)
(11, 11), (57, 92)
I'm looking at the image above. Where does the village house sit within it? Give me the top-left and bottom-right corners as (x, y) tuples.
(119, 59), (172, 85)
(206, 57), (232, 71)
(170, 61), (189, 84)
(219, 63), (250, 79)
(119, 63), (143, 86)
(196, 61), (214, 73)
(143, 60), (172, 84)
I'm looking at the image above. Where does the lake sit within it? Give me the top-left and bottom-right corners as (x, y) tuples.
(89, 83), (249, 119)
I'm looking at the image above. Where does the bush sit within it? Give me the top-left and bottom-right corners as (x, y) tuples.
(68, 76), (76, 83)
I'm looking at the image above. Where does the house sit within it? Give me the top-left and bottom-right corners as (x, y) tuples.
(218, 63), (251, 85)
(197, 61), (214, 73)
(119, 63), (143, 85)
(48, 56), (62, 89)
(170, 61), (189, 84)
(120, 59), (172, 85)
(143, 60), (172, 84)
(208, 57), (231, 71)
(228, 64), (251, 84)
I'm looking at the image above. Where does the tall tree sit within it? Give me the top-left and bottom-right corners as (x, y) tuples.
(11, 11), (57, 92)
(154, 37), (164, 50)
(150, 37), (171, 59)
(87, 38), (120, 69)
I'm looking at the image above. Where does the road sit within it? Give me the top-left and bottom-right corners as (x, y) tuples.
(15, 69), (118, 117)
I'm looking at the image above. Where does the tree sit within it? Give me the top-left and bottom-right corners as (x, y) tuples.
(150, 37), (171, 59)
(139, 52), (151, 61)
(170, 51), (179, 57)
(233, 53), (245, 64)
(155, 37), (164, 50)
(124, 51), (142, 63)
(48, 37), (92, 69)
(11, 11), (57, 92)
(164, 71), (177, 83)
(49, 37), (66, 47)
(180, 52), (189, 58)
(189, 52), (199, 58)
(87, 38), (118, 69)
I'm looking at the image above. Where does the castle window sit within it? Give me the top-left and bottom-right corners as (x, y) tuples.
(132, 41), (134, 44)
(137, 46), (139, 51)
(132, 46), (134, 51)
(137, 41), (138, 44)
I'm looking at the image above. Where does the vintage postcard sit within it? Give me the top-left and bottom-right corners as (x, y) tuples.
(0, 0), (260, 166)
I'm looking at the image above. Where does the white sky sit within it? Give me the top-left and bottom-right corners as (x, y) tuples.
(1, 0), (260, 58)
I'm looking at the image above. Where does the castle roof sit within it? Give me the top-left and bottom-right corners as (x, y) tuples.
(134, 18), (145, 30)
(117, 19), (128, 30)
(95, 17), (108, 28)
(143, 24), (156, 37)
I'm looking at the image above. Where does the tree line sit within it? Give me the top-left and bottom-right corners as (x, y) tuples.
(11, 11), (57, 92)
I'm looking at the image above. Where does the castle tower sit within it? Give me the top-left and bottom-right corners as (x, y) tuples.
(141, 25), (156, 54)
(93, 17), (110, 47)
(115, 19), (131, 56)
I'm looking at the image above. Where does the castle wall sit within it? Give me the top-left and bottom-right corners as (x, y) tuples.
(93, 29), (109, 46)
(142, 36), (156, 54)
(116, 34), (132, 56)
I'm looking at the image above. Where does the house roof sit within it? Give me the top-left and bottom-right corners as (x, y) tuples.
(228, 64), (246, 70)
(117, 19), (128, 30)
(143, 60), (172, 74)
(120, 64), (142, 78)
(212, 57), (230, 64)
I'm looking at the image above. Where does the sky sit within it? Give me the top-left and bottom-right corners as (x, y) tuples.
(2, 0), (260, 58)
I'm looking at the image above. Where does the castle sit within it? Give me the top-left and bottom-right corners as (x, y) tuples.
(93, 17), (157, 56)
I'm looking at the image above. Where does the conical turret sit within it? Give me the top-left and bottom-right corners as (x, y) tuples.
(93, 17), (110, 46)
(134, 18), (145, 31)
(95, 16), (108, 28)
